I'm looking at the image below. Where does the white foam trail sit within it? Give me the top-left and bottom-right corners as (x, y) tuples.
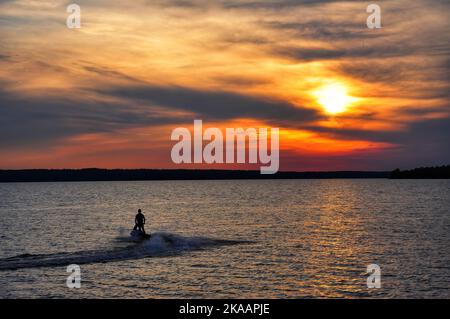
(0, 232), (247, 271)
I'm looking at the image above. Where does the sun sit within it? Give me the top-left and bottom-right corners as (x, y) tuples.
(314, 83), (354, 114)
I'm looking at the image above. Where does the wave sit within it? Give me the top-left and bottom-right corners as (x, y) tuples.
(0, 232), (247, 271)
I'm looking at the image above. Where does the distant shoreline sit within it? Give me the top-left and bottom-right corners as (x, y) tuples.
(0, 169), (390, 183)
(1, 166), (448, 183)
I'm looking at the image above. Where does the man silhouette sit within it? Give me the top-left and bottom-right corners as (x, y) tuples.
(133, 209), (146, 234)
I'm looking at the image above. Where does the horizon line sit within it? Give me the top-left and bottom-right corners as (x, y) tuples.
(0, 168), (393, 173)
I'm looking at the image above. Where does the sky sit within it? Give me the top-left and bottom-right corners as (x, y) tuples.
(0, 0), (449, 171)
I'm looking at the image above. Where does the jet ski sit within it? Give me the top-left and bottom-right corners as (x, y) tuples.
(130, 229), (151, 239)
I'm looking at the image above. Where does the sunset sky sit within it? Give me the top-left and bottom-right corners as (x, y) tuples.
(0, 0), (449, 171)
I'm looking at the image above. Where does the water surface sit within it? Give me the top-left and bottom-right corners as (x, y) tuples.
(0, 179), (449, 298)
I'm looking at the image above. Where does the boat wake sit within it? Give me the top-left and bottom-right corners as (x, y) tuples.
(0, 232), (246, 271)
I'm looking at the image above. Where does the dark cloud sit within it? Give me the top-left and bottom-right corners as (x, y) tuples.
(274, 42), (423, 62)
(301, 115), (449, 144)
(362, 116), (450, 169)
(0, 83), (320, 150)
(96, 84), (320, 123)
(263, 20), (386, 41)
(211, 75), (272, 86)
(82, 65), (143, 83)
(0, 89), (180, 149)
(335, 60), (450, 100)
(334, 61), (414, 84)
(151, 0), (335, 10)
(391, 117), (450, 150)
(220, 0), (364, 10)
(290, 116), (450, 170)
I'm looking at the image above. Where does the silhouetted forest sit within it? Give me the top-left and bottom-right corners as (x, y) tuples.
(390, 165), (450, 179)
(2, 166), (449, 182)
(0, 169), (389, 183)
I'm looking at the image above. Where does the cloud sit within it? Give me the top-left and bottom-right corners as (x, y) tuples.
(301, 114), (448, 142)
(82, 65), (143, 83)
(211, 75), (272, 86)
(96, 84), (321, 123)
(274, 42), (447, 62)
(0, 89), (182, 149)
(263, 20), (385, 41)
(0, 80), (320, 151)
(284, 116), (450, 170)
(219, 0), (364, 10)
(365, 117), (450, 169)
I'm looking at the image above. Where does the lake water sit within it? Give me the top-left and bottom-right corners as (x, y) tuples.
(0, 179), (449, 298)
